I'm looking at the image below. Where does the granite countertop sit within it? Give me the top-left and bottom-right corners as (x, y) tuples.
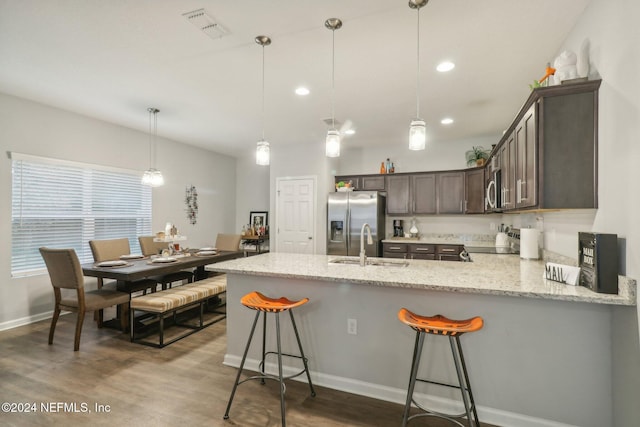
(209, 252), (636, 306)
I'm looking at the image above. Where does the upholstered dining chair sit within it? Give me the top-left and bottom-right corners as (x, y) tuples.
(88, 238), (157, 294)
(138, 236), (193, 290)
(215, 234), (242, 252)
(39, 247), (130, 351)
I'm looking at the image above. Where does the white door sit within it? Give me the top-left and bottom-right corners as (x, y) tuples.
(276, 176), (316, 254)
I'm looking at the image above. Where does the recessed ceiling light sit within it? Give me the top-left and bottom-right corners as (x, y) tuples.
(344, 129), (355, 135)
(441, 118), (454, 125)
(436, 61), (455, 72)
(295, 87), (310, 96)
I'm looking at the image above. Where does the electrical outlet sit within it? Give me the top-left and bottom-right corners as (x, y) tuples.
(490, 223), (496, 231)
(347, 318), (357, 335)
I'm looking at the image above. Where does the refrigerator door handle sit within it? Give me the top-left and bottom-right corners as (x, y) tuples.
(345, 210), (350, 251)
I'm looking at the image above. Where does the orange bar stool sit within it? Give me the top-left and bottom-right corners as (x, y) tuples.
(398, 308), (484, 427)
(224, 291), (316, 426)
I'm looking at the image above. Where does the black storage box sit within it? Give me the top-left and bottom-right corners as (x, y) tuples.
(578, 232), (618, 294)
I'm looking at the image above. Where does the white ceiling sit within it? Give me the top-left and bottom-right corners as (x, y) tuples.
(0, 0), (591, 158)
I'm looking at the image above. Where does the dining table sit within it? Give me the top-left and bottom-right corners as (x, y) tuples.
(81, 249), (244, 331)
(81, 249), (244, 284)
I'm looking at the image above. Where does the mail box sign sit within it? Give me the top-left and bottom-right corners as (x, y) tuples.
(578, 232), (618, 294)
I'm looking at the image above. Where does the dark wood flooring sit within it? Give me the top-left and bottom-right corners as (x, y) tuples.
(0, 310), (498, 426)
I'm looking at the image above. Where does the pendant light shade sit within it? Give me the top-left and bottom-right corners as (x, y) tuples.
(255, 35), (271, 166)
(142, 107), (165, 187)
(409, 118), (426, 150)
(256, 139), (270, 165)
(408, 0), (428, 151)
(325, 18), (342, 158)
(325, 129), (340, 157)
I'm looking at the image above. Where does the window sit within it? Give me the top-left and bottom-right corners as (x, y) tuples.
(11, 153), (152, 277)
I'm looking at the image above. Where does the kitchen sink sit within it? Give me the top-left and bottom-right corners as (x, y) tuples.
(329, 257), (409, 268)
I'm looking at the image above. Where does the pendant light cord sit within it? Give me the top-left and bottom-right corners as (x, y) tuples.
(148, 109), (154, 169)
(416, 8), (421, 118)
(331, 27), (336, 130)
(261, 44), (266, 141)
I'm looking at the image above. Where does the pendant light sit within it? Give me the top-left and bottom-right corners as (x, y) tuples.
(325, 18), (342, 158)
(408, 0), (428, 151)
(142, 107), (165, 187)
(255, 35), (271, 166)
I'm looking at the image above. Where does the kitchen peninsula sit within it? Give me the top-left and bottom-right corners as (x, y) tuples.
(210, 253), (635, 427)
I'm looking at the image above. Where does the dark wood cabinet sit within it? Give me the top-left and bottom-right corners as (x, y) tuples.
(464, 168), (485, 214)
(412, 174), (437, 214)
(386, 175), (411, 214)
(383, 242), (462, 261)
(499, 131), (516, 210)
(361, 176), (385, 191)
(382, 242), (408, 259)
(335, 174), (386, 192)
(408, 243), (436, 260)
(537, 82), (598, 209)
(490, 79), (600, 212)
(515, 104), (537, 209)
(436, 244), (464, 261)
(438, 172), (464, 214)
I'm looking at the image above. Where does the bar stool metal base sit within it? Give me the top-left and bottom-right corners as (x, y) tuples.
(402, 332), (480, 427)
(224, 303), (315, 427)
(399, 309), (483, 427)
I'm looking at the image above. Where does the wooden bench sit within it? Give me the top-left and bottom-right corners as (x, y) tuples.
(130, 275), (226, 348)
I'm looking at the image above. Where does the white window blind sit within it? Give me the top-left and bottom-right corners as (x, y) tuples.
(11, 153), (152, 277)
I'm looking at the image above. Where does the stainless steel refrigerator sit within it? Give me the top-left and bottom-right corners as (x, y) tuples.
(327, 191), (386, 257)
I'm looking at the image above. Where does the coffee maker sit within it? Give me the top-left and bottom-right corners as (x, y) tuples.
(393, 220), (404, 237)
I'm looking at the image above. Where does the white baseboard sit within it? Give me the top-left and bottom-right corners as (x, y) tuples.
(223, 354), (578, 427)
(0, 310), (56, 332)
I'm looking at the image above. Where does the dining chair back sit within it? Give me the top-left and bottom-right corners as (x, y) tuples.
(215, 234), (242, 252)
(89, 238), (131, 262)
(88, 238), (157, 295)
(138, 236), (193, 289)
(39, 247), (130, 351)
(138, 236), (167, 256)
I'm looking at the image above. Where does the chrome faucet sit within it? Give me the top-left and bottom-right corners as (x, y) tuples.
(360, 223), (373, 266)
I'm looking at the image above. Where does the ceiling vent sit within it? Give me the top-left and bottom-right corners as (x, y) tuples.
(183, 9), (228, 40)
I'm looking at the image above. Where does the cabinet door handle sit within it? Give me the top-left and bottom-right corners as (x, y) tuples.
(389, 246), (402, 250)
(518, 179), (528, 202)
(440, 248), (456, 253)
(415, 247), (431, 252)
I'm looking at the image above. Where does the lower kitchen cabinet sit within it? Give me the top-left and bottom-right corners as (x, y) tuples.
(383, 242), (462, 261)
(382, 242), (407, 258)
(436, 244), (464, 261)
(408, 243), (436, 260)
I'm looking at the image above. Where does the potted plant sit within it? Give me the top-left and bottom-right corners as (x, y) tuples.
(465, 146), (490, 167)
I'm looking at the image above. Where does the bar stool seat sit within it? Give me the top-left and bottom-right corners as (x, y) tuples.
(398, 308), (484, 427)
(224, 291), (316, 427)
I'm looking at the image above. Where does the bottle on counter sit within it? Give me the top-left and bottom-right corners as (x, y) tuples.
(380, 162), (386, 174)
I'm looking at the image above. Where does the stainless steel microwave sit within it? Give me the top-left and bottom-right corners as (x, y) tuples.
(486, 169), (502, 212)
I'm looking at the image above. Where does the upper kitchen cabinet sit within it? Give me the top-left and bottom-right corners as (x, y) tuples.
(491, 79), (600, 212)
(464, 167), (485, 214)
(412, 173), (437, 214)
(386, 175), (410, 214)
(437, 172), (465, 214)
(537, 81), (599, 209)
(515, 104), (536, 209)
(334, 174), (386, 191)
(386, 171), (463, 215)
